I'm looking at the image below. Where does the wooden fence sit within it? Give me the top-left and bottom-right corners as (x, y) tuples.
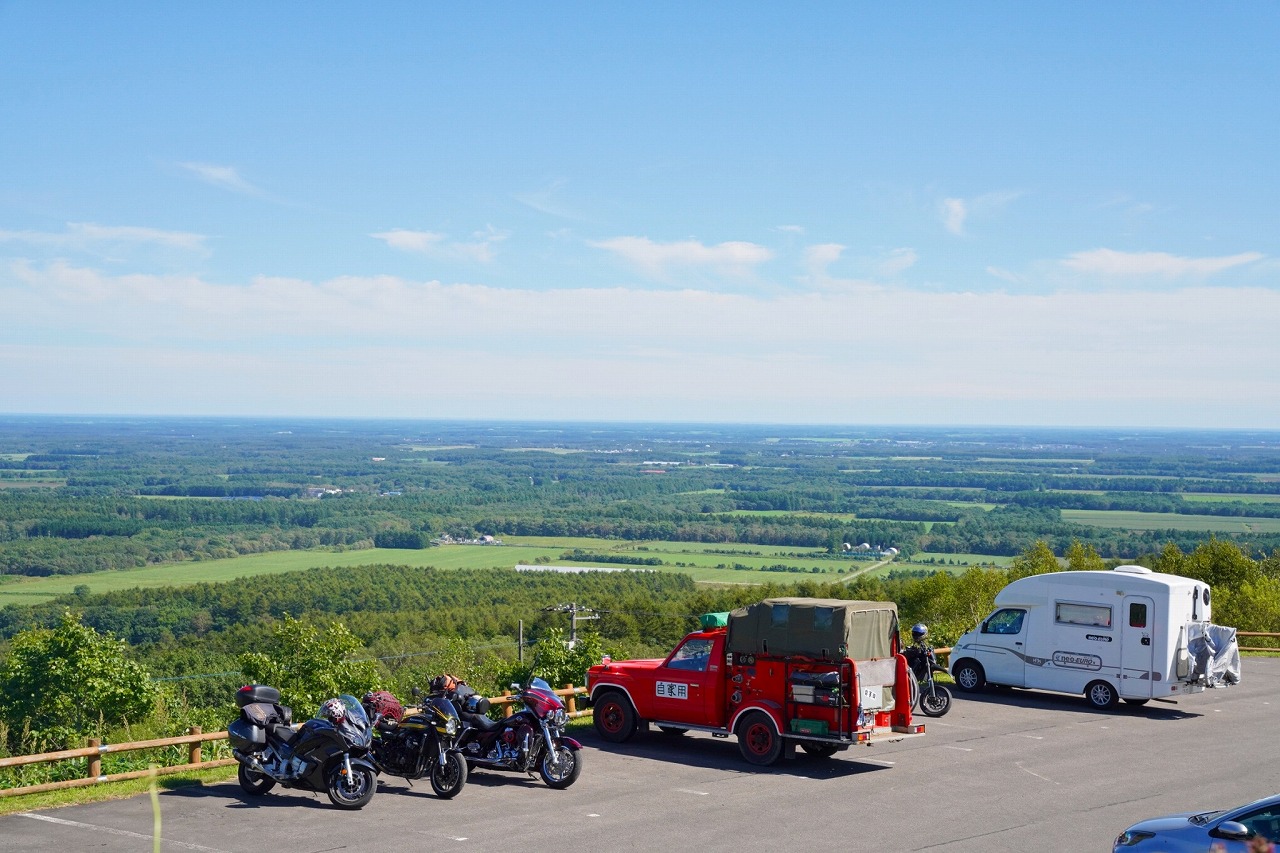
(0, 685), (588, 800)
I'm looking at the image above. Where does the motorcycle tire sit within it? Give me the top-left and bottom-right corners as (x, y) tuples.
(326, 764), (377, 810)
(237, 763), (276, 796)
(919, 683), (953, 717)
(430, 752), (468, 799)
(538, 743), (583, 789)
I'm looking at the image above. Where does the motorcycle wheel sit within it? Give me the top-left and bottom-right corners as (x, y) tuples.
(430, 752), (468, 799)
(919, 683), (952, 717)
(237, 763), (276, 796)
(326, 765), (377, 810)
(538, 743), (583, 789)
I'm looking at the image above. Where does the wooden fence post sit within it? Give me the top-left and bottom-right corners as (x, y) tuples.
(87, 738), (101, 781)
(502, 690), (513, 717)
(189, 726), (202, 765)
(564, 684), (577, 715)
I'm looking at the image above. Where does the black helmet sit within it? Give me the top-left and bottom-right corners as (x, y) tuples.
(911, 623), (928, 641)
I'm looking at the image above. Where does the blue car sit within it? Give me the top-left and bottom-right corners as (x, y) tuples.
(1114, 793), (1280, 851)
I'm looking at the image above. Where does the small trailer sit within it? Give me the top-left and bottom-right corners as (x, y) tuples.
(948, 566), (1240, 709)
(586, 597), (923, 766)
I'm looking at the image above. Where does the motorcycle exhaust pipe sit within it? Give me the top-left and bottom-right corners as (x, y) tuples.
(232, 749), (269, 775)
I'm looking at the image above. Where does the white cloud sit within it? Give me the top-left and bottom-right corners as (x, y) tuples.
(940, 190), (1022, 235)
(590, 236), (773, 278)
(0, 223), (208, 252)
(178, 162), (264, 196)
(877, 248), (918, 276)
(1062, 248), (1264, 278)
(371, 227), (508, 263)
(514, 178), (578, 219)
(4, 262), (1278, 426)
(941, 198), (968, 235)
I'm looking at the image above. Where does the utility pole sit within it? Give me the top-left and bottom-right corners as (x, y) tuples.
(542, 602), (599, 647)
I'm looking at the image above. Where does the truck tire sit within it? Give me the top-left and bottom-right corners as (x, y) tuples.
(952, 659), (986, 692)
(1085, 680), (1118, 710)
(593, 690), (638, 743)
(736, 711), (782, 766)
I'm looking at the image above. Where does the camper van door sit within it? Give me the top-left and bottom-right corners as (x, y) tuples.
(1120, 595), (1156, 699)
(980, 607), (1028, 686)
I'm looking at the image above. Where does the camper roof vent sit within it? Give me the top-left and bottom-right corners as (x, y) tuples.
(1113, 565), (1153, 575)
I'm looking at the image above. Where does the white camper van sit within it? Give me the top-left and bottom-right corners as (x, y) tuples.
(948, 566), (1239, 709)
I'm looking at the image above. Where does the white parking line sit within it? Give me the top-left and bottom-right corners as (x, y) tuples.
(18, 812), (235, 852)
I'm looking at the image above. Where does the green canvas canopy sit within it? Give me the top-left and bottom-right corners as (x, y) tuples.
(726, 597), (899, 661)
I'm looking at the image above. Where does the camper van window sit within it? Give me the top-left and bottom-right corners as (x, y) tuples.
(1129, 602), (1148, 628)
(983, 609), (1026, 635)
(771, 604), (790, 628)
(814, 606), (834, 630)
(1055, 602), (1112, 629)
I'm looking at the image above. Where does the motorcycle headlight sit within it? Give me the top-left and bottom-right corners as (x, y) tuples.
(552, 708), (568, 727)
(445, 717), (457, 735)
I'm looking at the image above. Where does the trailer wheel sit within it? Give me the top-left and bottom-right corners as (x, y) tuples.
(952, 659), (986, 692)
(593, 690), (638, 743)
(1085, 680), (1118, 710)
(736, 711), (782, 766)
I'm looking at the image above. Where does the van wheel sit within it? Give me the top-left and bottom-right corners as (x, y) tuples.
(593, 690), (637, 743)
(952, 659), (986, 692)
(1086, 680), (1118, 710)
(736, 711), (782, 766)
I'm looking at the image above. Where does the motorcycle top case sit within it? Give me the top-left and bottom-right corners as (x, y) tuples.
(236, 684), (281, 708)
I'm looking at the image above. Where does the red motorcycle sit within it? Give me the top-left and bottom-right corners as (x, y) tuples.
(442, 676), (583, 789)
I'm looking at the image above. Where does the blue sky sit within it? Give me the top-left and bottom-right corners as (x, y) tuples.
(2, 3), (1277, 428)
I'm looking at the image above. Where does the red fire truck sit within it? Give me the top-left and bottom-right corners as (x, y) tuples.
(586, 597), (924, 766)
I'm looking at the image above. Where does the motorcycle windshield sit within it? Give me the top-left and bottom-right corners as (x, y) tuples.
(429, 695), (460, 719)
(523, 677), (564, 716)
(314, 694), (372, 748)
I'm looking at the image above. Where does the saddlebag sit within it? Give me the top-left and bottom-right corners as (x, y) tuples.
(228, 717), (266, 750)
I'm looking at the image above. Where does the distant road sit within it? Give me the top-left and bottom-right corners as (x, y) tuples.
(5, 658), (1279, 852)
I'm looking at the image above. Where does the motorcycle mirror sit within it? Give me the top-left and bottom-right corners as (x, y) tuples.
(510, 682), (520, 691)
(411, 687), (421, 699)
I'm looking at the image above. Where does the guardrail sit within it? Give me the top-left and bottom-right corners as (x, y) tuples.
(0, 685), (588, 800)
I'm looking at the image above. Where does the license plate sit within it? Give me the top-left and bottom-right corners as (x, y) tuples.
(861, 685), (883, 709)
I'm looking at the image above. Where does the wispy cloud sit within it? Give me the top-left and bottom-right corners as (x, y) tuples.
(178, 162), (265, 197)
(877, 247), (918, 276)
(514, 178), (578, 219)
(940, 190), (1022, 235)
(590, 236), (773, 279)
(0, 222), (208, 252)
(371, 227), (508, 263)
(1062, 248), (1264, 278)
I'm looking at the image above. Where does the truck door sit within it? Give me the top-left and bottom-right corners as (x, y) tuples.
(649, 636), (717, 725)
(979, 608), (1029, 687)
(1120, 596), (1156, 699)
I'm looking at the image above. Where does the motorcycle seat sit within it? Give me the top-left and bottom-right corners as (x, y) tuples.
(272, 723), (298, 743)
(462, 711), (499, 732)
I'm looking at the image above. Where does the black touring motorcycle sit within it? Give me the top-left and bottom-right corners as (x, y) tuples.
(903, 623), (953, 717)
(229, 685), (378, 809)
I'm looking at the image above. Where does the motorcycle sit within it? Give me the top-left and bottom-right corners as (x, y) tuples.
(903, 623), (952, 717)
(441, 675), (583, 789)
(361, 687), (468, 798)
(228, 685), (378, 809)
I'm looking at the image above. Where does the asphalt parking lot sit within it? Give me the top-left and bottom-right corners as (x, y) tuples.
(4, 657), (1278, 852)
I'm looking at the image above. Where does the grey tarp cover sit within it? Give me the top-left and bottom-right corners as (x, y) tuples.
(1188, 622), (1242, 687)
(726, 598), (899, 661)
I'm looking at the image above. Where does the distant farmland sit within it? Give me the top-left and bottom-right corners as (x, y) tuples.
(1062, 509), (1280, 534)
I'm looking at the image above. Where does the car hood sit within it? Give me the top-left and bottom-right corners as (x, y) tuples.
(1123, 813), (1199, 834)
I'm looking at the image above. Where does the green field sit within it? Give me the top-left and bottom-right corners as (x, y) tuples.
(1062, 509), (1280, 533)
(0, 537), (877, 607)
(1182, 493), (1280, 504)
